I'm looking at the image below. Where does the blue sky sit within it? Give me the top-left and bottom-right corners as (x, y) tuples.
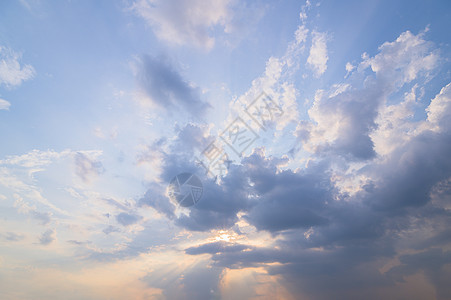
(1, 0), (451, 299)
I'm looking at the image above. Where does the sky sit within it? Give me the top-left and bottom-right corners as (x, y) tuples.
(1, 0), (451, 299)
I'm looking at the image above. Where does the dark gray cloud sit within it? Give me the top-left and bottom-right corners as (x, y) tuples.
(89, 31), (450, 299)
(137, 55), (210, 117)
(178, 109), (451, 298)
(104, 198), (132, 211)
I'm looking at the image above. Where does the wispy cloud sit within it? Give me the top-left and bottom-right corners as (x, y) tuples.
(0, 98), (11, 110)
(0, 45), (35, 88)
(307, 31), (328, 77)
(131, 0), (231, 50)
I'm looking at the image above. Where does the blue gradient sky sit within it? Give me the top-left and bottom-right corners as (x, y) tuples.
(1, 0), (451, 299)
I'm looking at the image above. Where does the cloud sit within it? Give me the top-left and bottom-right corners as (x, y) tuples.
(31, 210), (52, 225)
(387, 249), (451, 299)
(38, 229), (56, 245)
(102, 225), (120, 235)
(307, 31), (328, 77)
(133, 25), (451, 299)
(67, 240), (91, 246)
(299, 29), (439, 161)
(426, 82), (451, 132)
(136, 55), (210, 117)
(13, 194), (53, 225)
(74, 151), (104, 183)
(0, 46), (35, 88)
(360, 30), (438, 89)
(116, 212), (142, 227)
(137, 188), (175, 220)
(185, 241), (252, 255)
(0, 98), (11, 110)
(2, 232), (25, 242)
(132, 0), (231, 50)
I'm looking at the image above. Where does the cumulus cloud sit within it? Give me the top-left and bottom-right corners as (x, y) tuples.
(141, 28), (451, 299)
(360, 30), (438, 89)
(426, 82), (451, 131)
(299, 29), (440, 160)
(136, 55), (210, 117)
(0, 46), (35, 88)
(307, 31), (328, 77)
(102, 225), (120, 235)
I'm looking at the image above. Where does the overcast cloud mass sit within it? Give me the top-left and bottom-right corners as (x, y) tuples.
(1, 0), (451, 299)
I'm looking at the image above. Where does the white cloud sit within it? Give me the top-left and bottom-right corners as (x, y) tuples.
(0, 98), (11, 110)
(0, 46), (35, 88)
(359, 30), (438, 89)
(132, 0), (232, 50)
(0, 149), (71, 168)
(295, 25), (309, 45)
(426, 82), (451, 132)
(300, 29), (441, 160)
(307, 31), (328, 77)
(371, 85), (419, 156)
